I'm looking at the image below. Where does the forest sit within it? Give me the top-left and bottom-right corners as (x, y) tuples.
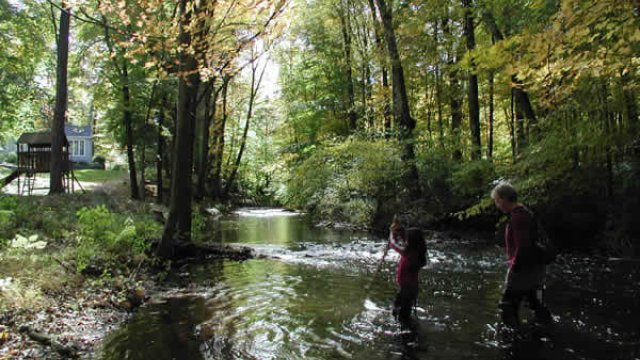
(0, 0), (639, 358)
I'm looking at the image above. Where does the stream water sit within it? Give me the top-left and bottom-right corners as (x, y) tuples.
(99, 209), (640, 360)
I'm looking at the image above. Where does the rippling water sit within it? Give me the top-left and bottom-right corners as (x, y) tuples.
(99, 209), (640, 360)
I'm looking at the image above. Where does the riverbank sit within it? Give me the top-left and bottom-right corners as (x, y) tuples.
(0, 186), (260, 358)
(0, 182), (158, 358)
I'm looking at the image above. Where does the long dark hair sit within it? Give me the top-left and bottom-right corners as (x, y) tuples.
(406, 228), (427, 269)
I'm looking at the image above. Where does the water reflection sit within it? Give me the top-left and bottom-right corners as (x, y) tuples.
(100, 209), (640, 360)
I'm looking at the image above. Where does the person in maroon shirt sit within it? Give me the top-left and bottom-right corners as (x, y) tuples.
(388, 220), (426, 326)
(492, 182), (552, 328)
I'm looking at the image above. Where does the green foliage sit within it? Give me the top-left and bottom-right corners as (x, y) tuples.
(191, 207), (207, 243)
(450, 160), (496, 199)
(75, 205), (161, 272)
(0, 195), (18, 210)
(416, 148), (454, 202)
(0, 152), (17, 164)
(0, 210), (14, 242)
(0, 196), (18, 243)
(286, 139), (404, 227)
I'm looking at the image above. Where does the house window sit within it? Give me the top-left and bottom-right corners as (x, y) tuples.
(71, 140), (85, 156)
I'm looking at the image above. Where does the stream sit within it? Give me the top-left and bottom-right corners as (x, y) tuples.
(99, 209), (640, 359)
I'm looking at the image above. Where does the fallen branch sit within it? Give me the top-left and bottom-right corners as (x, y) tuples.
(19, 325), (79, 358)
(171, 242), (254, 262)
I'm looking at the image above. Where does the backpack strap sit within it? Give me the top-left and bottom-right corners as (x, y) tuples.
(510, 205), (539, 245)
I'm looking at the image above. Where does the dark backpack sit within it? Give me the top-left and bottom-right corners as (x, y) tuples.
(513, 207), (558, 265)
(409, 239), (428, 271)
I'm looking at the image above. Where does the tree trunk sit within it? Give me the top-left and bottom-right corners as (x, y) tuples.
(49, 2), (70, 195)
(122, 62), (140, 200)
(507, 90), (516, 162)
(602, 82), (614, 200)
(487, 71), (495, 159)
(463, 0), (481, 160)
(434, 21), (444, 149)
(366, 0), (391, 134)
(158, 0), (200, 258)
(138, 81), (157, 201)
(156, 96), (166, 203)
(211, 76), (230, 200)
(442, 17), (463, 161)
(622, 74), (638, 156)
(374, 0), (420, 196)
(226, 63), (266, 196)
(339, 1), (357, 131)
(515, 91), (526, 155)
(196, 79), (218, 199)
(362, 28), (373, 129)
(450, 71), (463, 161)
(482, 10), (537, 140)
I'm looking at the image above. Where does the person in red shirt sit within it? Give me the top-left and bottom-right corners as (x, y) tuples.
(388, 219), (426, 326)
(492, 182), (552, 328)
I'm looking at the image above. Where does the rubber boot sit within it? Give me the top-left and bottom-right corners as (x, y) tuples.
(499, 300), (520, 329)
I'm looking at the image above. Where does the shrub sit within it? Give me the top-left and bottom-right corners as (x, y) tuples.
(0, 196), (18, 243)
(0, 196), (18, 211)
(93, 155), (106, 165)
(286, 139), (404, 227)
(75, 205), (161, 273)
(416, 149), (455, 209)
(0, 152), (17, 164)
(450, 160), (496, 200)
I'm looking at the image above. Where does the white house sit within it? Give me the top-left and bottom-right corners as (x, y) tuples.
(65, 125), (93, 163)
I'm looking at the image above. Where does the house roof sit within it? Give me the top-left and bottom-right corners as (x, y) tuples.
(17, 131), (69, 146)
(65, 124), (92, 137)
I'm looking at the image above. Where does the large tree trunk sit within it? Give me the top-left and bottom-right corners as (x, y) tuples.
(374, 0), (419, 196)
(122, 62), (140, 200)
(366, 0), (391, 134)
(339, 0), (357, 131)
(210, 76), (230, 200)
(49, 2), (70, 195)
(158, 0), (200, 258)
(196, 79), (218, 199)
(463, 0), (481, 160)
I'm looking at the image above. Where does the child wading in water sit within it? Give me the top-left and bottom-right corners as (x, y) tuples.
(388, 218), (427, 326)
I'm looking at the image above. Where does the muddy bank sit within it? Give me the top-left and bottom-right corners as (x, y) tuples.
(0, 285), (129, 359)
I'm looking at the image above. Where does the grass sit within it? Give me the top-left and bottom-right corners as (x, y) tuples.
(74, 169), (128, 183)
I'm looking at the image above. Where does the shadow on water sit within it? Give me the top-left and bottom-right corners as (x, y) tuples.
(99, 209), (640, 360)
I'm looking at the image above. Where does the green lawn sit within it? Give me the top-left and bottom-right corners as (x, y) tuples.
(74, 169), (128, 183)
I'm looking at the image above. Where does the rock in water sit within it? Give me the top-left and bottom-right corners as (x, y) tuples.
(206, 208), (222, 219)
